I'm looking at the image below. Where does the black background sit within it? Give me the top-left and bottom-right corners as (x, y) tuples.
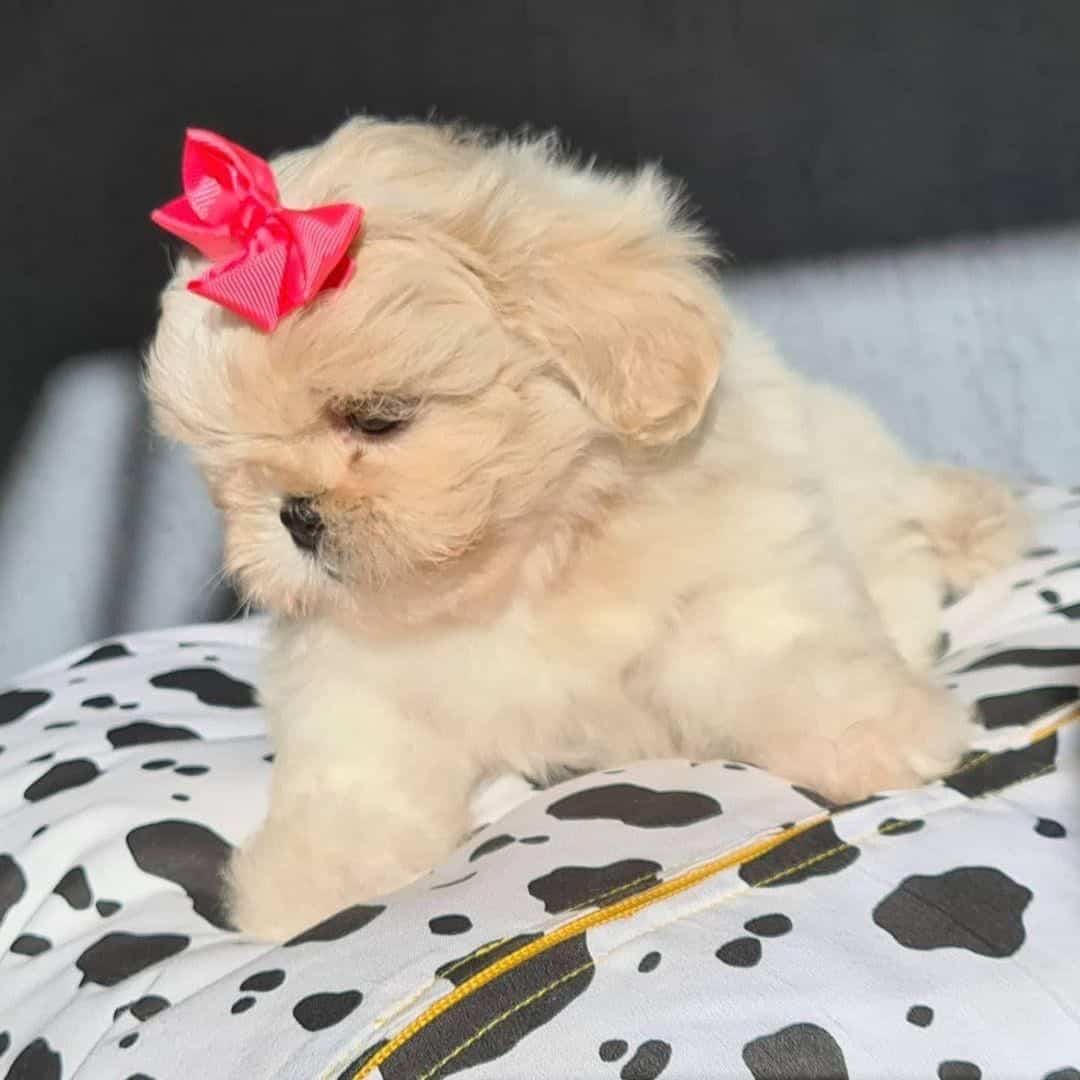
(4, 0), (1080, 471)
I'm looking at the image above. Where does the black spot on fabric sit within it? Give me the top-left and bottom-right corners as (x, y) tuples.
(130, 995), (169, 1020)
(231, 997), (255, 1015)
(431, 872), (477, 890)
(620, 1040), (672, 1080)
(334, 1041), (388, 1079)
(81, 694), (116, 709)
(638, 950), (661, 972)
(54, 865), (92, 909)
(879, 817), (925, 836)
(519, 835), (549, 845)
(0, 1030), (8, 1055)
(547, 783), (721, 828)
(380, 933), (593, 1080)
(124, 1073), (156, 1080)
(873, 866), (1032, 957)
(946, 735), (1058, 798)
(120, 702), (139, 710)
(24, 759), (101, 802)
(724, 763), (747, 770)
(1051, 600), (1080, 619)
(171, 794), (190, 802)
(938, 1062), (981, 1080)
(43, 721), (76, 730)
(791, 785), (839, 810)
(0, 855), (27, 925)
(76, 932), (190, 986)
(262, 753), (274, 763)
(907, 1005), (934, 1027)
(743, 1023), (849, 1080)
(10, 933), (51, 956)
(528, 858), (662, 914)
(1036, 817), (1067, 838)
(934, 631), (951, 660)
(739, 821), (859, 888)
(240, 969), (285, 993)
(1044, 1071), (1080, 1080)
(174, 765), (208, 776)
(71, 643), (133, 667)
(436, 933), (543, 986)
(975, 686), (1078, 728)
(119, 1033), (138, 1048)
(6, 1037), (62, 1080)
(1025, 546), (1059, 558)
(31, 826), (47, 839)
(149, 668), (256, 708)
(0, 690), (51, 725)
(126, 821), (233, 930)
(469, 834), (515, 861)
(142, 759), (176, 770)
(284, 903), (385, 946)
(292, 990), (363, 1032)
(744, 914), (792, 937)
(429, 914), (472, 935)
(600, 1039), (629, 1061)
(716, 937), (762, 967)
(108, 722), (199, 748)
(1040, 589), (1062, 605)
(959, 648), (1080, 673)
(97, 900), (121, 916)
(27, 752), (53, 764)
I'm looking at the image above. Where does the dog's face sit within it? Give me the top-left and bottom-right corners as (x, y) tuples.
(147, 119), (728, 631)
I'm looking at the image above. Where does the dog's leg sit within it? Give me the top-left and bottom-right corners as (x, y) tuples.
(640, 537), (975, 805)
(228, 689), (477, 941)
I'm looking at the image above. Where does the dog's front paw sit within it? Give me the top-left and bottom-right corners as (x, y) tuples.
(759, 681), (976, 806)
(227, 820), (422, 942)
(826, 685), (976, 802)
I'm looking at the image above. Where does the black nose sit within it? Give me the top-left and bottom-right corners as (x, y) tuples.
(280, 496), (324, 553)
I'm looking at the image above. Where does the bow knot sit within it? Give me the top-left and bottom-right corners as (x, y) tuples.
(151, 128), (364, 331)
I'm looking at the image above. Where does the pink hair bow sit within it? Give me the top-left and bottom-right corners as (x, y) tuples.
(151, 128), (363, 331)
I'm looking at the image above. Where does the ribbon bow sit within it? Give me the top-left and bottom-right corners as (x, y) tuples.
(151, 128), (363, 331)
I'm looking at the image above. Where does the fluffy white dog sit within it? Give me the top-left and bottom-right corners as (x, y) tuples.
(147, 117), (1025, 940)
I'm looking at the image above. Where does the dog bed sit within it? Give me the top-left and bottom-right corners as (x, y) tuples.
(1, 487), (1078, 1080)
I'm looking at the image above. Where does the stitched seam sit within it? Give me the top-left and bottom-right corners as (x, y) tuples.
(345, 714), (1071, 1078)
(948, 751), (993, 778)
(595, 761), (1064, 967)
(433, 937), (510, 984)
(748, 841), (852, 888)
(366, 866), (673, 1033)
(414, 960), (594, 1080)
(339, 822), (817, 1080)
(366, 776), (1040, 1080)
(566, 871), (658, 911)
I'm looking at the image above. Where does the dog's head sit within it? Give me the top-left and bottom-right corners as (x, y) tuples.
(146, 118), (729, 631)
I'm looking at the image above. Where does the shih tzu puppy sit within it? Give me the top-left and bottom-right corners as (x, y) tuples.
(147, 118), (1025, 940)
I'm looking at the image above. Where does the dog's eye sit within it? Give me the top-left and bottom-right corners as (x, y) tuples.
(330, 396), (417, 439)
(347, 414), (405, 437)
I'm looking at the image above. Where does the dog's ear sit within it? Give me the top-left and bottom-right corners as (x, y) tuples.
(507, 168), (729, 445)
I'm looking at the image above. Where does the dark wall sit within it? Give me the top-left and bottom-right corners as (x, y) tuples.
(4, 0), (1080, 466)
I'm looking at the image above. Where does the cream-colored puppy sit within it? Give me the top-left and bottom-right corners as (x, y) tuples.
(147, 118), (1025, 940)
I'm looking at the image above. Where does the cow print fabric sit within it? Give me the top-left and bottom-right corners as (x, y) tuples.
(0, 487), (1078, 1078)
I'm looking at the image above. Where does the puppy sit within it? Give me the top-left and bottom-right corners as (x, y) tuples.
(147, 117), (1025, 940)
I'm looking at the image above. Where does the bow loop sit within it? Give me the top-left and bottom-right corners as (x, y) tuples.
(151, 128), (363, 331)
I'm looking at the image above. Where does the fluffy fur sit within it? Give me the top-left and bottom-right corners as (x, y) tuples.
(147, 117), (1026, 940)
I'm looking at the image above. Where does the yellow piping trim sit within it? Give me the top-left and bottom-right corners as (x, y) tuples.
(349, 815), (823, 1079)
(350, 708), (1077, 1079)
